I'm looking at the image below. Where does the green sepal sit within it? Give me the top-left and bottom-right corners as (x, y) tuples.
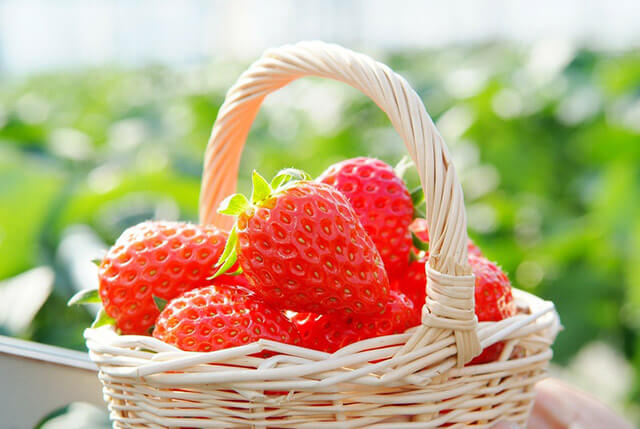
(411, 231), (430, 252)
(410, 186), (425, 206)
(228, 266), (244, 276)
(67, 288), (101, 306)
(91, 308), (116, 328)
(153, 295), (168, 312)
(270, 168), (311, 189)
(411, 186), (426, 218)
(211, 225), (239, 279)
(91, 258), (102, 266)
(215, 225), (237, 268)
(218, 194), (250, 216)
(251, 170), (272, 203)
(409, 248), (427, 263)
(212, 250), (238, 279)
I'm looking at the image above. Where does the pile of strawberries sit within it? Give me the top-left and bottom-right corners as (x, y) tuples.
(71, 157), (515, 364)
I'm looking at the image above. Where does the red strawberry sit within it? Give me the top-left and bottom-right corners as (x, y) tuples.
(291, 290), (418, 353)
(215, 170), (390, 315)
(468, 255), (515, 364)
(392, 251), (515, 364)
(98, 221), (243, 335)
(470, 342), (506, 365)
(469, 255), (514, 322)
(393, 253), (429, 313)
(153, 283), (301, 352)
(409, 218), (483, 258)
(318, 157), (413, 276)
(399, 219), (484, 319)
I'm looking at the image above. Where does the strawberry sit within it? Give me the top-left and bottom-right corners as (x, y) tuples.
(153, 283), (301, 352)
(291, 290), (418, 353)
(214, 169), (390, 315)
(318, 157), (413, 276)
(395, 219), (482, 312)
(392, 250), (514, 364)
(409, 218), (483, 258)
(469, 255), (515, 323)
(470, 342), (507, 365)
(96, 221), (242, 335)
(392, 253), (429, 313)
(467, 255), (515, 364)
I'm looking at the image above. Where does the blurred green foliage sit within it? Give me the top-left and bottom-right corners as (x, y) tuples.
(1, 44), (640, 417)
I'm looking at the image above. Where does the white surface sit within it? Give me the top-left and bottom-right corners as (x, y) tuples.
(0, 335), (103, 429)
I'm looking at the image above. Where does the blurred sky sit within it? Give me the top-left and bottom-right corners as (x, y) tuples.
(1, 0), (639, 75)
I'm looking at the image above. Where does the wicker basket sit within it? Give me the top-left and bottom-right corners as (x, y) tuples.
(85, 41), (560, 428)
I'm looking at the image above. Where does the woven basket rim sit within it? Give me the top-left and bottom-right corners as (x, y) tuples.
(85, 288), (559, 382)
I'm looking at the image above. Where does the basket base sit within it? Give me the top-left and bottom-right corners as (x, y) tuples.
(87, 288), (559, 428)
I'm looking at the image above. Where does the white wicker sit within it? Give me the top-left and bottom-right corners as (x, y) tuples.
(85, 41), (560, 428)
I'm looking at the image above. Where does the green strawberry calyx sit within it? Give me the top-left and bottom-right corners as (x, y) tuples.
(67, 287), (117, 329)
(153, 295), (168, 312)
(393, 156), (427, 219)
(410, 186), (426, 219)
(91, 308), (116, 328)
(211, 168), (311, 279)
(68, 288), (101, 306)
(411, 231), (429, 253)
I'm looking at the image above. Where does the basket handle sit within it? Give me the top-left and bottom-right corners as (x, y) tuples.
(199, 41), (480, 365)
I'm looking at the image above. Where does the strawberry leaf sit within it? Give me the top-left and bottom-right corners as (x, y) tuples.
(91, 308), (115, 328)
(270, 168), (311, 189)
(411, 186), (426, 218)
(212, 249), (238, 279)
(153, 295), (168, 312)
(410, 186), (425, 206)
(211, 225), (238, 278)
(251, 170), (272, 203)
(218, 194), (250, 216)
(411, 231), (429, 252)
(215, 225), (237, 267)
(228, 266), (244, 276)
(67, 288), (101, 306)
(270, 173), (289, 189)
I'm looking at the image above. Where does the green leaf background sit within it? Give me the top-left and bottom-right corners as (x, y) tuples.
(1, 45), (640, 421)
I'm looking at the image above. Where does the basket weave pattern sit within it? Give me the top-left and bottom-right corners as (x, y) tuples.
(85, 42), (560, 428)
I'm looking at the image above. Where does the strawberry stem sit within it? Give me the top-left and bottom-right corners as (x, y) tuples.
(394, 155), (413, 180)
